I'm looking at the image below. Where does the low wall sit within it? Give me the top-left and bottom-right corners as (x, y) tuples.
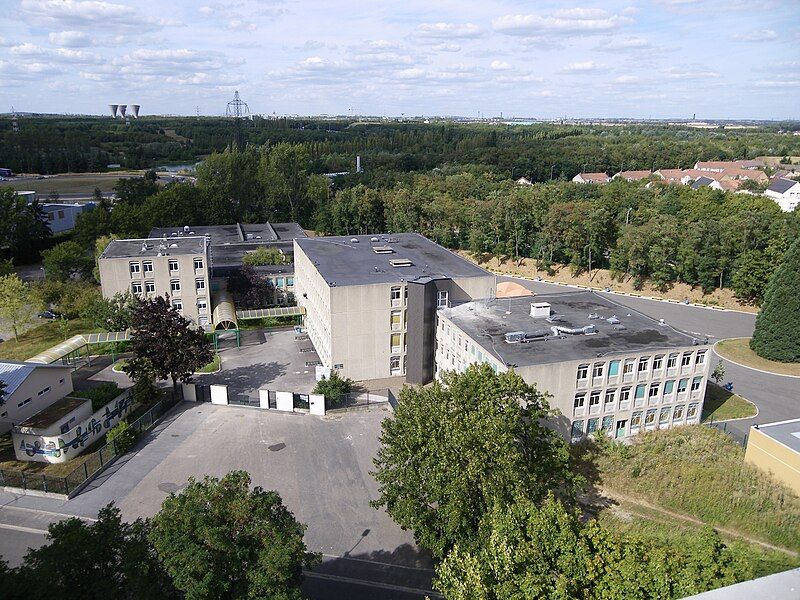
(13, 389), (136, 464)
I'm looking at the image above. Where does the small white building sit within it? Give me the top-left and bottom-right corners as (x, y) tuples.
(765, 177), (800, 212)
(572, 172), (610, 184)
(42, 203), (92, 234)
(0, 361), (74, 435)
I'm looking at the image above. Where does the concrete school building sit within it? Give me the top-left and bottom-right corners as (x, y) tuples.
(0, 360), (74, 435)
(744, 418), (800, 495)
(293, 233), (496, 382)
(435, 291), (711, 441)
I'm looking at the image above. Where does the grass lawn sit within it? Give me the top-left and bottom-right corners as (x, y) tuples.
(69, 382), (122, 411)
(113, 354), (220, 374)
(716, 338), (800, 377)
(1, 173), (136, 194)
(0, 318), (100, 361)
(701, 382), (757, 422)
(579, 426), (800, 553)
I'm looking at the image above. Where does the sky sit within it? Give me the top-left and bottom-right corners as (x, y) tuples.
(0, 0), (798, 120)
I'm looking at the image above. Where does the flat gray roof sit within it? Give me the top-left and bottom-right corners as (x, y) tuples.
(101, 237), (207, 259)
(755, 419), (800, 453)
(441, 290), (703, 367)
(295, 233), (491, 286)
(18, 396), (89, 429)
(149, 222), (306, 245)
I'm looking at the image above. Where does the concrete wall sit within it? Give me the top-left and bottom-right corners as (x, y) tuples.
(13, 389), (134, 463)
(99, 251), (211, 327)
(0, 366), (73, 435)
(294, 241), (332, 367)
(745, 427), (800, 495)
(43, 203), (89, 234)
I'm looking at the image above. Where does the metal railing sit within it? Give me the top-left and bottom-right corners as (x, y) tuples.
(0, 391), (182, 497)
(325, 390), (390, 411)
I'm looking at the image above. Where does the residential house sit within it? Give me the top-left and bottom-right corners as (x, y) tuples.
(765, 177), (800, 212)
(613, 170), (652, 182)
(572, 172), (611, 184)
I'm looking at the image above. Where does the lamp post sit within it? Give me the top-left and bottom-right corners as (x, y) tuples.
(550, 164), (556, 180)
(625, 207), (633, 225)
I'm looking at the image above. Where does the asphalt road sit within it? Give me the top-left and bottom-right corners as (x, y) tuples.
(499, 276), (799, 440)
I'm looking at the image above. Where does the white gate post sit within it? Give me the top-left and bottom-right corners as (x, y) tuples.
(309, 394), (325, 416)
(275, 391), (293, 412)
(259, 389), (271, 409)
(210, 385), (228, 405)
(182, 383), (197, 402)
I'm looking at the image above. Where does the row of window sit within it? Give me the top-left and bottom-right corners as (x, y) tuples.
(131, 279), (206, 296)
(267, 276), (294, 288)
(129, 258), (204, 276)
(571, 403), (700, 438)
(15, 383), (56, 409)
(576, 351), (707, 384)
(574, 377), (704, 413)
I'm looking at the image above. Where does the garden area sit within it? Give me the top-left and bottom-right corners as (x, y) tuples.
(715, 338), (800, 377)
(0, 317), (99, 361)
(701, 382), (758, 422)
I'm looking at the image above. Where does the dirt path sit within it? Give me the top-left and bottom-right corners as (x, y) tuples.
(602, 487), (799, 557)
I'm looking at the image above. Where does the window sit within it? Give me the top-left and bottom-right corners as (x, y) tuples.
(691, 376), (703, 392)
(601, 416), (613, 431)
(437, 290), (449, 308)
(677, 378), (688, 394)
(663, 380), (674, 396)
(645, 409), (657, 425)
(635, 384), (646, 399)
(631, 411), (643, 427)
(59, 378), (65, 384)
(592, 363), (604, 379)
(287, 277), (294, 286)
(587, 418), (599, 433)
(391, 333), (402, 354)
(143, 261), (153, 274)
(623, 359), (635, 375)
(673, 405), (685, 420)
(171, 280), (181, 293)
(605, 389), (616, 410)
(619, 387), (631, 406)
(390, 311), (402, 331)
(169, 260), (179, 273)
(37, 387), (50, 396)
(589, 390), (601, 410)
(172, 300), (183, 312)
(390, 356), (401, 374)
(145, 281), (155, 294)
(58, 210), (65, 218)
(197, 299), (207, 312)
(687, 403), (699, 419)
(648, 382), (660, 399)
(194, 258), (204, 270)
(571, 420), (584, 438)
(667, 353), (678, 369)
(659, 407), (671, 424)
(391, 286), (402, 306)
(608, 360), (620, 377)
(638, 357), (650, 373)
(17, 398), (31, 408)
(276, 277), (285, 287)
(681, 352), (692, 367)
(196, 279), (205, 291)
(695, 350), (707, 366)
(47, 213), (54, 221)
(573, 393), (586, 409)
(131, 281), (143, 295)
(653, 355), (664, 371)
(576, 364), (589, 380)
(129, 262), (140, 275)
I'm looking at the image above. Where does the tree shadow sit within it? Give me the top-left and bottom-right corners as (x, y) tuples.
(199, 361), (287, 392)
(571, 436), (618, 520)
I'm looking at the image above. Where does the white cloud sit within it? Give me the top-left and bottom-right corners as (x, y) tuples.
(198, 6), (214, 16)
(20, 0), (170, 33)
(414, 22), (482, 39)
(562, 60), (604, 73)
(48, 30), (91, 47)
(597, 36), (651, 51)
(227, 19), (257, 31)
(490, 60), (512, 71)
(663, 66), (721, 79)
(432, 43), (461, 52)
(755, 79), (800, 87)
(493, 10), (632, 37)
(613, 75), (639, 84)
(732, 29), (777, 42)
(495, 73), (544, 84)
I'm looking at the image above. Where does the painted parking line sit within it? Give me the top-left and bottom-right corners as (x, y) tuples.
(0, 505), (97, 522)
(304, 571), (442, 598)
(0, 522), (49, 535)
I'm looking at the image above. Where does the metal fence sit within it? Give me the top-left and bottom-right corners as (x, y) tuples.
(705, 420), (748, 447)
(0, 391), (182, 497)
(325, 390), (390, 411)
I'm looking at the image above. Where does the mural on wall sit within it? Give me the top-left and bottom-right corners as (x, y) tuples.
(14, 392), (136, 464)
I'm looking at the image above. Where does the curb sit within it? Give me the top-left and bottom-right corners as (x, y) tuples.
(713, 339), (800, 379)
(701, 383), (759, 424)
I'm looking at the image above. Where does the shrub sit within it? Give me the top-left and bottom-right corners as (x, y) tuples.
(314, 371), (353, 407)
(107, 420), (138, 454)
(242, 246), (284, 266)
(70, 382), (121, 411)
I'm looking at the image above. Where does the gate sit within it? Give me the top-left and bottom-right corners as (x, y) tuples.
(196, 384), (211, 403)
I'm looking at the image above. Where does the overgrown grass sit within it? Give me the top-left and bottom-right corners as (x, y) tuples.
(583, 426), (800, 553)
(716, 338), (800, 376)
(0, 318), (100, 361)
(69, 382), (122, 411)
(702, 382), (757, 422)
(598, 510), (800, 579)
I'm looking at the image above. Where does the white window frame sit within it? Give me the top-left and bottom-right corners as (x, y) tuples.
(170, 280), (181, 293)
(131, 281), (143, 295)
(437, 290), (449, 308)
(169, 260), (179, 273)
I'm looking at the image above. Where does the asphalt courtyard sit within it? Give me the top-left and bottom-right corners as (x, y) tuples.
(499, 276), (799, 441)
(0, 405), (435, 599)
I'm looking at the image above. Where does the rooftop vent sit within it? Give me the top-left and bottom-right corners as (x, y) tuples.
(171, 232), (178, 236)
(169, 243), (178, 248)
(370, 237), (379, 242)
(184, 225), (190, 232)
(350, 238), (359, 243)
(389, 258), (413, 267)
(530, 302), (551, 318)
(140, 243), (150, 253)
(504, 330), (551, 344)
(588, 312), (600, 320)
(606, 315), (620, 324)
(373, 245), (394, 254)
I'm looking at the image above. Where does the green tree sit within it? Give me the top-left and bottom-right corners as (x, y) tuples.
(313, 371), (353, 407)
(371, 364), (577, 558)
(42, 240), (94, 281)
(149, 470), (319, 600)
(114, 175), (159, 205)
(712, 360), (726, 385)
(227, 265), (275, 309)
(5, 504), (176, 600)
(107, 420), (138, 454)
(242, 246), (285, 266)
(81, 291), (137, 331)
(0, 274), (41, 340)
(123, 295), (214, 394)
(750, 238), (800, 362)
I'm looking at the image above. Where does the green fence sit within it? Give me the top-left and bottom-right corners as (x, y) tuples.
(0, 391), (182, 497)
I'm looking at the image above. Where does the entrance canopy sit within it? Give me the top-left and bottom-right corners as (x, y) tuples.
(27, 331), (131, 364)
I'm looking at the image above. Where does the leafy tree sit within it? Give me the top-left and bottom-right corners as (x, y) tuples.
(0, 259), (13, 276)
(123, 295), (214, 394)
(107, 420), (138, 453)
(313, 371), (353, 407)
(149, 470), (319, 600)
(242, 246), (285, 266)
(114, 175), (159, 205)
(81, 291), (137, 331)
(4, 504), (176, 600)
(371, 364), (577, 558)
(712, 360), (726, 385)
(73, 196), (112, 247)
(0, 274), (41, 340)
(227, 265), (275, 309)
(42, 240), (94, 281)
(34, 280), (100, 319)
(750, 238), (800, 362)
(435, 496), (748, 600)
